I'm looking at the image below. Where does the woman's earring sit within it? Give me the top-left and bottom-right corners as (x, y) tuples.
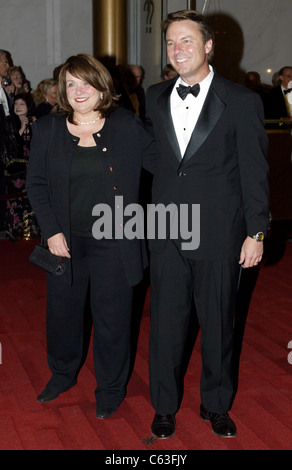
(100, 93), (103, 100)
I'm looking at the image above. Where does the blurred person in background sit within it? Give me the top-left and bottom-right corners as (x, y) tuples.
(33, 78), (58, 118)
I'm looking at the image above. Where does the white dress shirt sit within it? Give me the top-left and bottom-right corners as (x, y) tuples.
(284, 80), (292, 116)
(0, 84), (10, 116)
(170, 65), (214, 158)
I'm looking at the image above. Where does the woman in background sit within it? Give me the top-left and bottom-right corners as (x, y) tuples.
(8, 66), (24, 95)
(33, 78), (58, 118)
(5, 92), (36, 240)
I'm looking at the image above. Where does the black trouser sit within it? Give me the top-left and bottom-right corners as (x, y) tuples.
(45, 236), (133, 408)
(149, 239), (240, 415)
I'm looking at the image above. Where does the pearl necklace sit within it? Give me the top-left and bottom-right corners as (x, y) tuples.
(75, 114), (101, 125)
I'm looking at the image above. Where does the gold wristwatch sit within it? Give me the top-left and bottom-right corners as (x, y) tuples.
(252, 232), (264, 242)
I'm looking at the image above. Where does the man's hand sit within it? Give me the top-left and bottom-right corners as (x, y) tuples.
(47, 232), (71, 258)
(239, 236), (263, 268)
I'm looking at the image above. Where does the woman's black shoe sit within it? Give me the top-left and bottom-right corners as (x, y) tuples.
(96, 406), (118, 419)
(37, 388), (60, 403)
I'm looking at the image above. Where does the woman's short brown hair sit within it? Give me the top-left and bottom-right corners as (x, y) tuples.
(161, 10), (215, 62)
(58, 53), (119, 123)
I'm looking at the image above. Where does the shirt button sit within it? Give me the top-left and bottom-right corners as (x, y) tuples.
(102, 147), (107, 152)
(113, 186), (117, 190)
(109, 166), (113, 172)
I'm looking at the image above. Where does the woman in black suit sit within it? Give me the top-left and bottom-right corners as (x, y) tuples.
(26, 53), (156, 418)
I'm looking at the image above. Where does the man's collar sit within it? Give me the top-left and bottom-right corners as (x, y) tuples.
(176, 65), (214, 88)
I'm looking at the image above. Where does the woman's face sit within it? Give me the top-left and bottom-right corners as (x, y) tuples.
(14, 98), (28, 116)
(44, 84), (58, 106)
(65, 71), (101, 115)
(10, 71), (23, 89)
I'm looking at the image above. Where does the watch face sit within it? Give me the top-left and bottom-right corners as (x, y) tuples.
(256, 232), (264, 241)
(253, 232), (264, 241)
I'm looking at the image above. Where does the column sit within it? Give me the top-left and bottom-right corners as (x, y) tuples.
(92, 0), (127, 66)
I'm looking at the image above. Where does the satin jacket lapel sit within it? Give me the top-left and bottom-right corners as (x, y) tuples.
(178, 85), (226, 171)
(157, 82), (182, 163)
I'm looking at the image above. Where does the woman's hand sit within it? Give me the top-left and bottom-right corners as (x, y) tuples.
(47, 233), (71, 258)
(19, 115), (29, 135)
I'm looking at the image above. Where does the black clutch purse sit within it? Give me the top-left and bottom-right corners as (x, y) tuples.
(29, 243), (66, 276)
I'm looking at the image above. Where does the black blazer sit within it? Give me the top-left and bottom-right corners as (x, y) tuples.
(26, 107), (157, 286)
(145, 72), (270, 260)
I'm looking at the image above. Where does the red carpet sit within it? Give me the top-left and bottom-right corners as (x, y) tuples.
(0, 238), (291, 452)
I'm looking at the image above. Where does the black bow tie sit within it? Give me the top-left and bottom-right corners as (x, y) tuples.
(284, 88), (292, 95)
(177, 83), (200, 100)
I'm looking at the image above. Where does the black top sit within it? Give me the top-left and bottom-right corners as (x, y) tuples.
(70, 145), (111, 237)
(26, 108), (157, 286)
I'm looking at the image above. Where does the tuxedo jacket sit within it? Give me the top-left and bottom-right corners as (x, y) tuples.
(263, 85), (289, 119)
(145, 72), (270, 260)
(26, 107), (157, 286)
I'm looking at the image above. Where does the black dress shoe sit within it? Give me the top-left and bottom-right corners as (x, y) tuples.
(96, 406), (118, 419)
(37, 379), (77, 403)
(151, 414), (176, 439)
(37, 388), (60, 403)
(200, 404), (237, 437)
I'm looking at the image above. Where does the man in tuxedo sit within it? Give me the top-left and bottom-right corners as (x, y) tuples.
(263, 66), (292, 264)
(0, 50), (11, 119)
(145, 10), (269, 439)
(264, 66), (292, 119)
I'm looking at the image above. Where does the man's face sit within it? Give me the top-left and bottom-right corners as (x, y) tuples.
(166, 20), (212, 85)
(279, 68), (292, 89)
(129, 66), (142, 87)
(0, 54), (9, 78)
